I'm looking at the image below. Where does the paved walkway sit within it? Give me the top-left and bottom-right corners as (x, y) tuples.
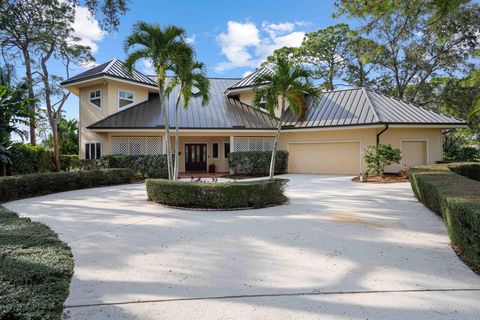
(5, 175), (480, 319)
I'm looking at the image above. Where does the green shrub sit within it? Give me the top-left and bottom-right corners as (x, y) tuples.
(146, 178), (288, 209)
(59, 154), (80, 171)
(364, 144), (402, 176)
(444, 146), (480, 162)
(409, 163), (480, 272)
(0, 205), (73, 319)
(449, 163), (480, 181)
(9, 143), (52, 175)
(228, 151), (289, 176)
(146, 167), (169, 179)
(0, 168), (134, 203)
(104, 155), (168, 178)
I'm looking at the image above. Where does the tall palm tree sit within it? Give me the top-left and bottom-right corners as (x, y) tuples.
(124, 22), (193, 180)
(252, 56), (321, 179)
(167, 56), (210, 180)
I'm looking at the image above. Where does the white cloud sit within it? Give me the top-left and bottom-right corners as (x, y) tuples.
(186, 34), (196, 44)
(242, 70), (253, 78)
(141, 59), (155, 75)
(215, 20), (308, 73)
(71, 6), (105, 53)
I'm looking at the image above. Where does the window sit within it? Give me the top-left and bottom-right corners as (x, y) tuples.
(89, 89), (101, 107)
(119, 90), (134, 108)
(85, 142), (101, 159)
(260, 96), (266, 109)
(212, 143), (219, 159)
(224, 142), (230, 159)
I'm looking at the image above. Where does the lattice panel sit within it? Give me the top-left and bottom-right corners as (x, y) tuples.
(146, 137), (163, 155)
(111, 136), (163, 155)
(233, 137), (249, 152)
(233, 137), (275, 152)
(112, 137), (129, 155)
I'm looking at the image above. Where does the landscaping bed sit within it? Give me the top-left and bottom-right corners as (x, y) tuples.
(0, 168), (134, 203)
(0, 206), (73, 319)
(352, 172), (409, 183)
(146, 178), (288, 209)
(409, 162), (480, 273)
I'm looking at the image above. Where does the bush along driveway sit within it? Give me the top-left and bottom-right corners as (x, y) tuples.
(409, 162), (480, 273)
(0, 169), (134, 319)
(4, 174), (480, 320)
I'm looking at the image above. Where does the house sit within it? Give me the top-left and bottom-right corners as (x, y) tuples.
(61, 59), (466, 174)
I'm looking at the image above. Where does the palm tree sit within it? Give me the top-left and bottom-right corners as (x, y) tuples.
(252, 56), (321, 179)
(124, 22), (193, 180)
(167, 56), (210, 180)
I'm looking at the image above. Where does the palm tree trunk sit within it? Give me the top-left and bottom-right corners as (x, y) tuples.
(269, 97), (285, 179)
(158, 73), (173, 180)
(173, 90), (181, 181)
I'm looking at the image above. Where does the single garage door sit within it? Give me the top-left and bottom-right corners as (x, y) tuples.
(289, 141), (361, 174)
(402, 141), (427, 169)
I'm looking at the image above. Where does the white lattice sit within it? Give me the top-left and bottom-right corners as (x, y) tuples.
(111, 136), (163, 155)
(233, 137), (275, 152)
(112, 137), (129, 155)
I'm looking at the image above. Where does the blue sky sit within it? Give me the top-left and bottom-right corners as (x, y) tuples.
(53, 0), (355, 122)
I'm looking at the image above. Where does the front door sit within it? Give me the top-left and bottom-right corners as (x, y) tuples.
(185, 144), (207, 172)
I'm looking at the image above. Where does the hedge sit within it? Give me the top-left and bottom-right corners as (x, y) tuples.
(0, 168), (134, 203)
(9, 143), (53, 174)
(409, 163), (480, 272)
(228, 151), (289, 176)
(103, 155), (169, 178)
(146, 178), (288, 209)
(0, 205), (73, 319)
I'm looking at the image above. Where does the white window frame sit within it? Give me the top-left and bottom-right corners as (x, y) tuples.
(85, 141), (102, 159)
(118, 89), (135, 109)
(223, 142), (231, 159)
(211, 142), (220, 160)
(89, 89), (101, 108)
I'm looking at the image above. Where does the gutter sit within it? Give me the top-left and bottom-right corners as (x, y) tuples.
(376, 124), (389, 145)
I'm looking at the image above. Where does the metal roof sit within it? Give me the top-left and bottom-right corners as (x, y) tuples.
(227, 67), (274, 90)
(61, 59), (157, 87)
(88, 78), (276, 130)
(283, 88), (466, 128)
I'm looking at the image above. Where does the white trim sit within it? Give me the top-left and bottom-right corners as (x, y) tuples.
(282, 125), (385, 132)
(211, 141), (220, 160)
(388, 124), (467, 129)
(88, 128), (277, 134)
(118, 89), (135, 109)
(88, 89), (102, 108)
(223, 141), (231, 159)
(287, 139), (363, 173)
(63, 75), (157, 90)
(400, 139), (429, 169)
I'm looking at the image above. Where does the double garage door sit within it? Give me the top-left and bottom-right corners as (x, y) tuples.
(289, 141), (361, 175)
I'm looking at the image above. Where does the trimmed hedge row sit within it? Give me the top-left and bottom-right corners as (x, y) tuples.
(146, 178), (288, 209)
(0, 205), (74, 319)
(409, 163), (480, 272)
(104, 155), (169, 179)
(228, 151), (289, 176)
(449, 163), (480, 181)
(0, 168), (134, 203)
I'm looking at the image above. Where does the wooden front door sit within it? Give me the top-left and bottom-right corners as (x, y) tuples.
(185, 144), (207, 172)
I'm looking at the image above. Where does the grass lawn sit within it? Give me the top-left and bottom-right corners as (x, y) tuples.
(0, 205), (73, 319)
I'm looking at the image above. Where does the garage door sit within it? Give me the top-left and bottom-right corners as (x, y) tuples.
(289, 141), (361, 174)
(402, 141), (427, 169)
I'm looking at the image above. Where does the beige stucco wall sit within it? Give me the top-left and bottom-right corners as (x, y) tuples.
(78, 81), (150, 158)
(279, 128), (377, 173)
(378, 128), (443, 172)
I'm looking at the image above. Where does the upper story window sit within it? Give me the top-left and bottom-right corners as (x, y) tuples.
(89, 89), (101, 108)
(119, 90), (134, 108)
(259, 96), (266, 108)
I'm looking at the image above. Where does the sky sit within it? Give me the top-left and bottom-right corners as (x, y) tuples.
(47, 0), (357, 122)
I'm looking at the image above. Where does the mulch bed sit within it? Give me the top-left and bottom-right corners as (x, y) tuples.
(352, 173), (409, 183)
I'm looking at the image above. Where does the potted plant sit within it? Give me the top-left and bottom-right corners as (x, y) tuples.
(209, 163), (216, 173)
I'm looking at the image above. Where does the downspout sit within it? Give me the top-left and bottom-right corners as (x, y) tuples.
(376, 124), (389, 145)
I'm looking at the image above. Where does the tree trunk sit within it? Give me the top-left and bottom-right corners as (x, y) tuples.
(23, 49), (36, 145)
(157, 72), (173, 180)
(173, 90), (182, 181)
(269, 97), (285, 180)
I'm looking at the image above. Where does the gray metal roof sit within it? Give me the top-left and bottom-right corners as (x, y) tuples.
(88, 78), (276, 130)
(61, 59), (157, 87)
(227, 67), (274, 90)
(283, 88), (466, 128)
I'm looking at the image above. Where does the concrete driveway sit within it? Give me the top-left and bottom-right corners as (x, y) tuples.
(4, 174), (480, 319)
